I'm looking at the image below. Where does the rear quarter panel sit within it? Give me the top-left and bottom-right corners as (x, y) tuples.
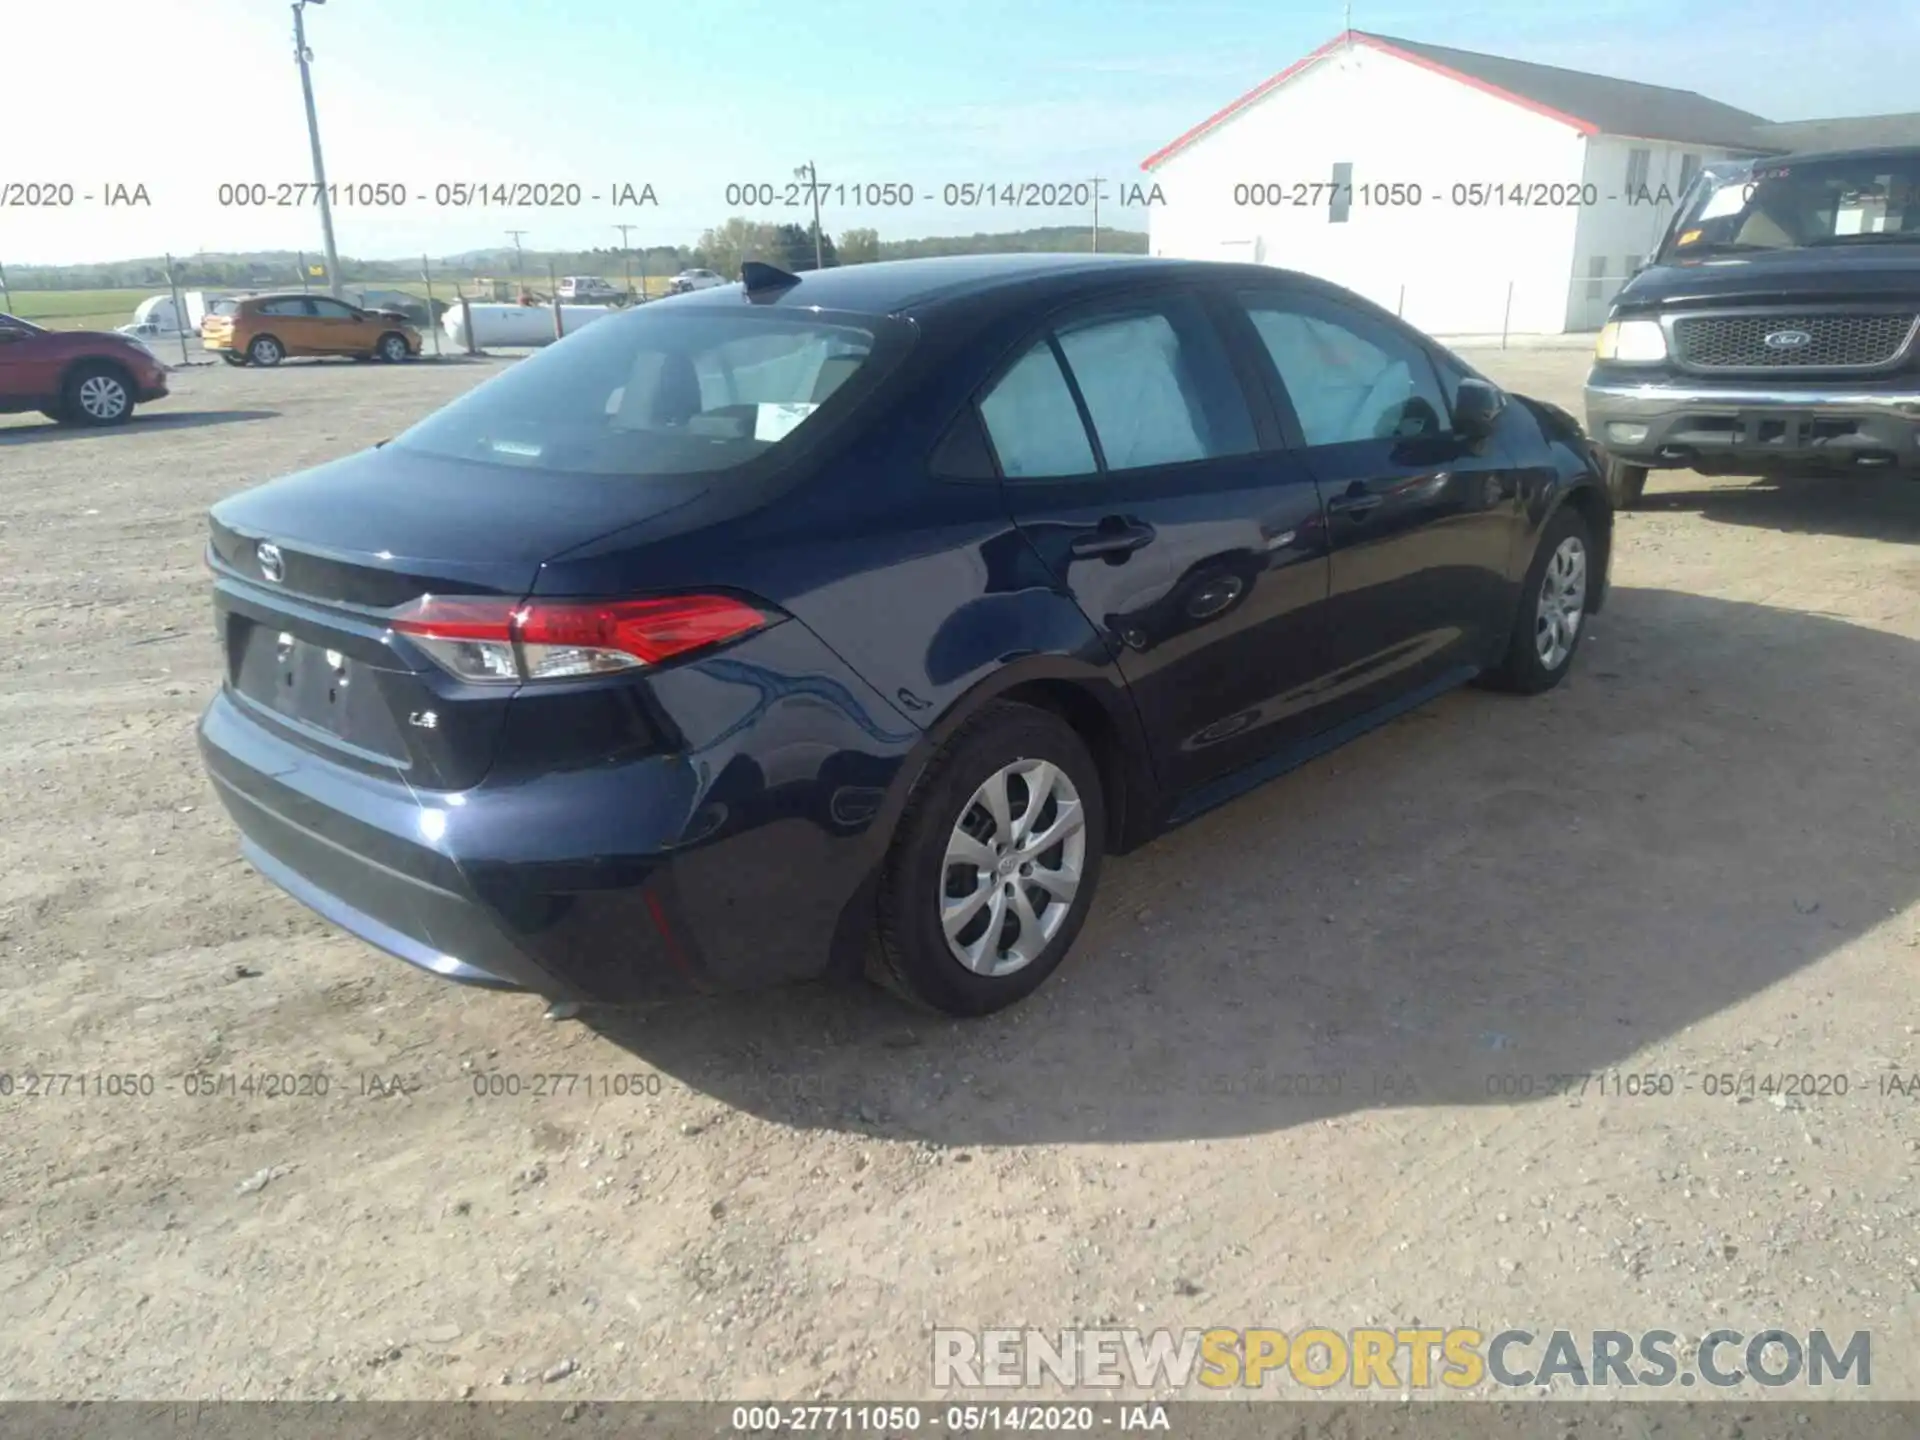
(530, 326), (1158, 856)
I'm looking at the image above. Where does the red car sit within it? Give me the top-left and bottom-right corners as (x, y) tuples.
(0, 314), (170, 426)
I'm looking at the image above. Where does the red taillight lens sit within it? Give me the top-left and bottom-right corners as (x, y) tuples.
(391, 594), (770, 684)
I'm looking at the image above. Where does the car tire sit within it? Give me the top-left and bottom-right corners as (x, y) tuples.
(376, 332), (410, 363)
(57, 362), (136, 426)
(873, 701), (1106, 1017)
(221, 352), (248, 367)
(1605, 454), (1649, 509)
(1482, 505), (1594, 695)
(248, 335), (284, 367)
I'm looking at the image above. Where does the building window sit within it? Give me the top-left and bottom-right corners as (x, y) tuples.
(1625, 148), (1652, 195)
(1586, 255), (1608, 301)
(1330, 161), (1353, 223)
(1679, 152), (1702, 191)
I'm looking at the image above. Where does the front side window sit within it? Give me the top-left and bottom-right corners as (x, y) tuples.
(309, 299), (358, 319)
(394, 307), (891, 476)
(1239, 291), (1448, 446)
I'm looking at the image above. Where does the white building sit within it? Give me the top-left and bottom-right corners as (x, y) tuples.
(1141, 30), (1920, 335)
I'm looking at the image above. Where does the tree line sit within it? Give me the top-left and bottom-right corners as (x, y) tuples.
(4, 223), (1146, 293)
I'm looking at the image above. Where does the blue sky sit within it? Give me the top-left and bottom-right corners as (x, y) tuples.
(4, 0), (1915, 264)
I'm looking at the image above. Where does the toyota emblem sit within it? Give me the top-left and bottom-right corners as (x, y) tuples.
(1763, 329), (1813, 350)
(257, 541), (285, 583)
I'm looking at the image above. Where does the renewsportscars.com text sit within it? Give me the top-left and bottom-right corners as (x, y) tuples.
(934, 1327), (1872, 1391)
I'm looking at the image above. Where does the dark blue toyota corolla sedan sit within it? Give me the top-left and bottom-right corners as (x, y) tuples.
(198, 253), (1610, 1016)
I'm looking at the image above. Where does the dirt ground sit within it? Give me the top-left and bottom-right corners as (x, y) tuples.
(1, 348), (1917, 1404)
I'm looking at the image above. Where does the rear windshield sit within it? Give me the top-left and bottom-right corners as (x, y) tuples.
(1664, 153), (1920, 258)
(393, 306), (893, 476)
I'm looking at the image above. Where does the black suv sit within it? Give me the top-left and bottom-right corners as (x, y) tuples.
(1585, 146), (1920, 507)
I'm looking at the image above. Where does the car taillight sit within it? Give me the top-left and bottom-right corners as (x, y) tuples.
(390, 594), (772, 684)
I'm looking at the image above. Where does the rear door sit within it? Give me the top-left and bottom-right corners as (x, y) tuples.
(1231, 284), (1523, 726)
(254, 296), (319, 352)
(975, 286), (1334, 797)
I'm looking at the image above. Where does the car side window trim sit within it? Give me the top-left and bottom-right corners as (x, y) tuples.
(1200, 284), (1308, 452)
(1044, 332), (1110, 474)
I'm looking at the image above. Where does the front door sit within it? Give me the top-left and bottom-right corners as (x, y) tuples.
(306, 297), (371, 354)
(973, 288), (1333, 797)
(1230, 284), (1523, 727)
(0, 320), (43, 407)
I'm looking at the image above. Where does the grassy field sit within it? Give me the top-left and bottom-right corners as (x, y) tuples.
(5, 288), (155, 330)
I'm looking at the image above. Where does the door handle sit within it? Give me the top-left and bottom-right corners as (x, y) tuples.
(1071, 518), (1157, 560)
(1326, 488), (1381, 518)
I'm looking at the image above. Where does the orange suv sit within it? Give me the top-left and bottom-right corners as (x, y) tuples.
(203, 294), (422, 367)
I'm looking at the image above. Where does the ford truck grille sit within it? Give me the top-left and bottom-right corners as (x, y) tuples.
(1670, 311), (1919, 372)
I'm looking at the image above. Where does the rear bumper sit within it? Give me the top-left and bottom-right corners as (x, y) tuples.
(199, 691), (684, 999)
(195, 621), (922, 1003)
(1585, 374), (1920, 475)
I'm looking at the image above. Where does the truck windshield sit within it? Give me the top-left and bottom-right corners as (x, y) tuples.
(1664, 153), (1920, 259)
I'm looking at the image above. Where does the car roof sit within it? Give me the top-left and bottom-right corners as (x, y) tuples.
(1743, 143), (1920, 166)
(664, 252), (1328, 323)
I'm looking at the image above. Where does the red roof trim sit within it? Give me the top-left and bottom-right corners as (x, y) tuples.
(1139, 34), (1348, 172)
(1139, 30), (1598, 172)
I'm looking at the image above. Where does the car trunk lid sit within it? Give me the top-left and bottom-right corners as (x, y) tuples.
(208, 445), (713, 789)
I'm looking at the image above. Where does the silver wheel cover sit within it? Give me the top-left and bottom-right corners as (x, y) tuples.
(941, 758), (1086, 977)
(1534, 535), (1588, 670)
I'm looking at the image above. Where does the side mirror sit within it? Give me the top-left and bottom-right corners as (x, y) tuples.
(1454, 378), (1507, 439)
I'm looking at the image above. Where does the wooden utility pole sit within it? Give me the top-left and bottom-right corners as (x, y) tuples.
(614, 223), (636, 300)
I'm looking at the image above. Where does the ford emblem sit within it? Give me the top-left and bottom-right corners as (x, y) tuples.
(257, 541), (285, 583)
(1763, 329), (1813, 350)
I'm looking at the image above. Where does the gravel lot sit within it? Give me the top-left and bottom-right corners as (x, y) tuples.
(2, 349), (1917, 1403)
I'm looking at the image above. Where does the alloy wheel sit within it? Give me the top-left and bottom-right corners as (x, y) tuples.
(940, 758), (1087, 977)
(1534, 535), (1588, 670)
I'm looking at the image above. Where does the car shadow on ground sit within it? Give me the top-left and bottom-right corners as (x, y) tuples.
(1638, 471), (1920, 542)
(0, 409), (279, 444)
(583, 583), (1919, 1146)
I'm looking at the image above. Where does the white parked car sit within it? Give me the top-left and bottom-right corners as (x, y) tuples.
(558, 276), (622, 304)
(667, 268), (726, 294)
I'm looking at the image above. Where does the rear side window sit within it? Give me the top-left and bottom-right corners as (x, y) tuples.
(978, 344), (1098, 478)
(394, 308), (893, 476)
(978, 295), (1258, 479)
(258, 298), (313, 317)
(1053, 301), (1256, 470)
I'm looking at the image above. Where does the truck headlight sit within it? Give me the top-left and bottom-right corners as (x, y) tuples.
(1595, 319), (1667, 363)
